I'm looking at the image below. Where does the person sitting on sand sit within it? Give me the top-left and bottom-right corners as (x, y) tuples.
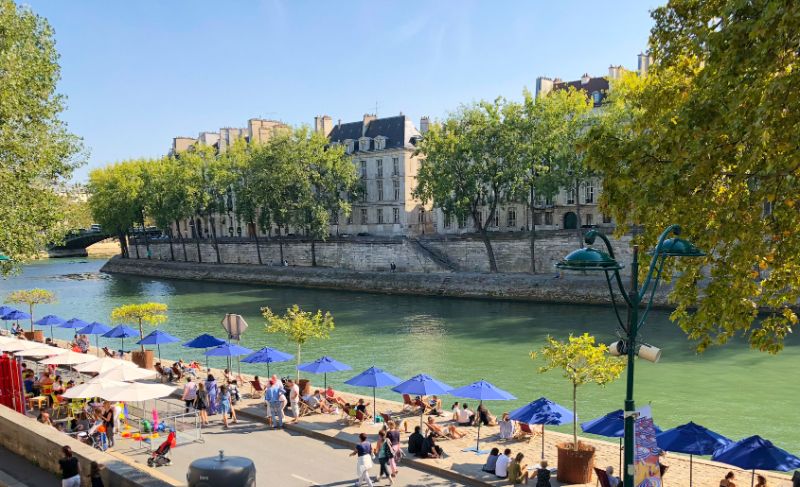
(532, 460), (552, 487)
(499, 412), (515, 439)
(721, 471), (736, 487)
(457, 403), (475, 426)
(755, 475), (767, 487)
(325, 386), (347, 407)
(477, 403), (497, 426)
(418, 432), (443, 458)
(428, 395), (443, 415)
(508, 452), (530, 485)
(482, 448), (501, 473)
(425, 415), (466, 439)
(408, 426), (424, 455)
(606, 466), (621, 487)
(355, 398), (372, 419)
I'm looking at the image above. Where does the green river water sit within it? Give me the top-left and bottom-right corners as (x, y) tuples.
(1, 259), (797, 454)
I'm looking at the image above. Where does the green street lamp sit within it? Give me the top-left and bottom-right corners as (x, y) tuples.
(556, 224), (704, 487)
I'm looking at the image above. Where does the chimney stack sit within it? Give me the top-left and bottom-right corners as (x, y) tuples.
(637, 52), (652, 77)
(419, 116), (430, 134)
(314, 115), (334, 137)
(581, 73), (591, 85)
(362, 113), (376, 136)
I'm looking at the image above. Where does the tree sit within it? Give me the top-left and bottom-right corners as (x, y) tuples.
(6, 289), (56, 332)
(110, 303), (168, 353)
(262, 304), (334, 381)
(415, 98), (523, 272)
(88, 160), (146, 258)
(0, 0), (83, 275)
(224, 138), (264, 263)
(533, 333), (625, 450)
(582, 0), (800, 353)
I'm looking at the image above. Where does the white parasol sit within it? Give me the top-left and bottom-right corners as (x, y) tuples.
(62, 377), (127, 399)
(39, 350), (98, 365)
(0, 340), (42, 352)
(96, 365), (157, 382)
(102, 382), (175, 402)
(13, 346), (67, 357)
(74, 357), (137, 374)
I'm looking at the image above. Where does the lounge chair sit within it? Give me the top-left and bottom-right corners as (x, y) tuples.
(340, 405), (357, 424)
(154, 364), (173, 382)
(250, 380), (264, 399)
(170, 364), (183, 382)
(514, 422), (543, 442)
(355, 410), (368, 423)
(594, 468), (611, 487)
(401, 394), (415, 412)
(102, 347), (115, 358)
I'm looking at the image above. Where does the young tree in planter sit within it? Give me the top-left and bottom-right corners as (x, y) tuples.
(533, 333), (625, 451)
(111, 303), (168, 353)
(262, 304), (334, 381)
(6, 288), (56, 332)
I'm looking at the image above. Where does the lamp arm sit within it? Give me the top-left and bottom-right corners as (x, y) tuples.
(586, 230), (630, 302)
(638, 224), (681, 301)
(604, 270), (629, 333)
(637, 255), (666, 331)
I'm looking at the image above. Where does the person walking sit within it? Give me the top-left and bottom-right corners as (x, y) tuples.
(376, 430), (394, 485)
(386, 421), (401, 478)
(101, 402), (115, 448)
(205, 374), (218, 415)
(265, 377), (284, 429)
(194, 382), (209, 426)
(349, 432), (374, 487)
(59, 446), (80, 487)
(287, 379), (300, 424)
(182, 377), (198, 413)
(219, 384), (238, 429)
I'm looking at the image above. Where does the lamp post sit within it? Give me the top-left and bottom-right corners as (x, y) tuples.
(556, 224), (704, 487)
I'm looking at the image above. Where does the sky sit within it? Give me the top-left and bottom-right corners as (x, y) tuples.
(24, 0), (662, 182)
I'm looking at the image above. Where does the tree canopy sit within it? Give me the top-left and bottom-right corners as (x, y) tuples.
(6, 288), (56, 331)
(583, 0), (800, 353)
(111, 302), (168, 353)
(262, 304), (335, 381)
(0, 0), (83, 274)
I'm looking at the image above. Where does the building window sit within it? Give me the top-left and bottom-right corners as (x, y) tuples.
(545, 212), (553, 225)
(345, 140), (354, 154)
(592, 91), (602, 105)
(418, 209), (426, 224)
(533, 212), (543, 225)
(566, 189), (575, 205)
(376, 159), (383, 178)
(545, 195), (554, 206)
(393, 208), (399, 224)
(476, 211), (483, 228)
(360, 160), (367, 179)
(603, 214), (612, 224)
(377, 180), (384, 201)
(585, 214), (593, 226)
(359, 137), (370, 152)
(360, 208), (368, 224)
(585, 183), (595, 204)
(392, 180), (400, 201)
(507, 208), (516, 227)
(374, 137), (386, 151)
(392, 157), (399, 176)
(347, 213), (353, 225)
(443, 212), (451, 228)
(377, 208), (384, 224)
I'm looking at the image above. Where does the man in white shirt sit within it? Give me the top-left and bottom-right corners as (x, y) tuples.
(495, 448), (512, 478)
(457, 402), (474, 426)
(287, 379), (300, 423)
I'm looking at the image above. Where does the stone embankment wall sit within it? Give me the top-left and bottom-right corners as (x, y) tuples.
(129, 231), (635, 275)
(0, 405), (179, 487)
(103, 256), (671, 306)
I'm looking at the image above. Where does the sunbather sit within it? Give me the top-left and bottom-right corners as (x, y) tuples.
(325, 386), (347, 407)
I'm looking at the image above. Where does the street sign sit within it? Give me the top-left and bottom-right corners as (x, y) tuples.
(221, 314), (248, 340)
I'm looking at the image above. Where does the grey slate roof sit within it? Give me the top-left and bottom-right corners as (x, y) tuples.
(328, 115), (419, 152)
(554, 77), (610, 106)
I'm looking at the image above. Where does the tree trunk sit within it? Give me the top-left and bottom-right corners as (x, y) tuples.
(209, 215), (221, 263)
(28, 303), (34, 332)
(529, 184), (536, 274)
(575, 179), (584, 248)
(194, 217), (203, 263)
(176, 219), (188, 261)
(132, 232), (140, 259)
(140, 211), (151, 259)
(118, 232), (129, 258)
(311, 239), (317, 267)
(573, 382), (578, 450)
(279, 234), (285, 264)
(168, 231), (175, 261)
(139, 319), (145, 353)
(478, 227), (498, 273)
(251, 220), (263, 265)
(296, 343), (301, 382)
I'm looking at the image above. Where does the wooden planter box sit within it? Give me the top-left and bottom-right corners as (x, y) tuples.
(556, 441), (596, 484)
(23, 330), (44, 343)
(131, 350), (154, 370)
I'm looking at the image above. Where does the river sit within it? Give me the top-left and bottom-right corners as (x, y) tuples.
(1, 258), (797, 454)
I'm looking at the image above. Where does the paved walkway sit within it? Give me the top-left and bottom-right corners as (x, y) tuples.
(0, 446), (59, 487)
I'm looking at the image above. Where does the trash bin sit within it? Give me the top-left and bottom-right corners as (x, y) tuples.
(187, 450), (255, 487)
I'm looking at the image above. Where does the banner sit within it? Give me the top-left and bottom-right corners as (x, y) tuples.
(634, 406), (662, 487)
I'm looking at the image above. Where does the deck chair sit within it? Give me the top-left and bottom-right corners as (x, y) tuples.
(595, 468), (611, 487)
(413, 397), (431, 415)
(102, 347), (115, 358)
(250, 380), (264, 399)
(154, 364), (173, 382)
(401, 394), (415, 412)
(170, 364), (183, 382)
(355, 410), (368, 423)
(299, 399), (317, 417)
(515, 422), (542, 442)
(340, 405), (357, 423)
(51, 394), (68, 419)
(660, 464), (668, 485)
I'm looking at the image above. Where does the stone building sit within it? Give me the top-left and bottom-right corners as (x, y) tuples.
(316, 113), (433, 236)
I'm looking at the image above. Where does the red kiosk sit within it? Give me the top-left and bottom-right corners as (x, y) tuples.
(0, 353), (25, 413)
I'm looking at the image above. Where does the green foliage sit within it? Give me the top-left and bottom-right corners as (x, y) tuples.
(88, 160), (146, 257)
(6, 288), (56, 331)
(583, 0), (800, 353)
(533, 333), (625, 449)
(0, 0), (83, 274)
(111, 302), (168, 352)
(262, 304), (335, 380)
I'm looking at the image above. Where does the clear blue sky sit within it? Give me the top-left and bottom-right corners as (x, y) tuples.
(25, 0), (661, 182)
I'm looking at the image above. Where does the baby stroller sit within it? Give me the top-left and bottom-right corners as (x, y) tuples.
(147, 431), (175, 467)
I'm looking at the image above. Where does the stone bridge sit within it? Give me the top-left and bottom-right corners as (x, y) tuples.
(47, 230), (113, 257)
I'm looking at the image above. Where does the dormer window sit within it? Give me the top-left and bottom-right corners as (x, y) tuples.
(344, 139), (354, 154)
(592, 91), (602, 105)
(359, 137), (370, 152)
(374, 136), (387, 151)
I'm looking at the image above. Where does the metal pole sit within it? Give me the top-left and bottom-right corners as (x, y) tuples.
(689, 454), (693, 487)
(541, 426), (545, 459)
(96, 335), (100, 357)
(623, 245), (640, 487)
(475, 400), (483, 452)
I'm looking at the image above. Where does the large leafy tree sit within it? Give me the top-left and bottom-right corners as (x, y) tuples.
(111, 303), (168, 353)
(88, 160), (146, 258)
(0, 0), (83, 274)
(584, 0), (800, 353)
(262, 304), (335, 381)
(415, 99), (523, 272)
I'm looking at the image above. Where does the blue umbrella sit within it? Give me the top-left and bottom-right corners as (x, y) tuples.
(345, 366), (402, 422)
(712, 435), (800, 487)
(582, 409), (665, 473)
(509, 397), (574, 459)
(137, 330), (181, 363)
(1, 309), (30, 334)
(392, 374), (453, 427)
(102, 324), (139, 353)
(450, 380), (516, 454)
(242, 347), (293, 377)
(183, 334), (226, 369)
(34, 314), (66, 340)
(297, 356), (352, 390)
(206, 343), (254, 377)
(0, 306), (20, 331)
(657, 422), (731, 487)
(77, 321), (111, 356)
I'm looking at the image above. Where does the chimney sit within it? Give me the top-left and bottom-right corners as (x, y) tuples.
(608, 65), (624, 80)
(419, 116), (430, 134)
(362, 113), (376, 136)
(638, 52), (652, 77)
(314, 115), (334, 137)
(535, 76), (554, 98)
(581, 73), (591, 85)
